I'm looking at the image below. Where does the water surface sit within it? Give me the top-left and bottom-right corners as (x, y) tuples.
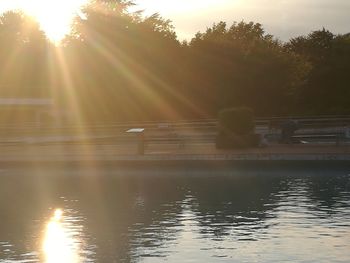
(0, 163), (350, 262)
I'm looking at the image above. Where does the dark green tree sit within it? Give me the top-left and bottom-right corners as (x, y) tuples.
(60, 0), (187, 121)
(185, 21), (309, 116)
(287, 29), (350, 114)
(0, 4), (348, 122)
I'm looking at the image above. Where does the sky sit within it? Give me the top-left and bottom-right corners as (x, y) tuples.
(0, 0), (349, 42)
(133, 0), (350, 41)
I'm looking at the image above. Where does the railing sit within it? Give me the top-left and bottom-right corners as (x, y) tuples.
(0, 116), (349, 146)
(1, 115), (350, 130)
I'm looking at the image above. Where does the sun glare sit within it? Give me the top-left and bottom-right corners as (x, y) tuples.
(43, 209), (80, 263)
(18, 0), (88, 43)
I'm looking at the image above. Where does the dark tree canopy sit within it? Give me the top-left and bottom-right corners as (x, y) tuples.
(287, 29), (350, 114)
(184, 21), (310, 116)
(0, 11), (49, 98)
(0, 2), (349, 123)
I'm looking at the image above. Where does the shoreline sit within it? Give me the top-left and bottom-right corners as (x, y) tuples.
(0, 143), (349, 168)
(0, 152), (349, 162)
(0, 154), (349, 168)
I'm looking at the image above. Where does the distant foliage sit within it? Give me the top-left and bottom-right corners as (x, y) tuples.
(0, 2), (349, 122)
(185, 21), (310, 117)
(286, 29), (350, 114)
(0, 11), (49, 98)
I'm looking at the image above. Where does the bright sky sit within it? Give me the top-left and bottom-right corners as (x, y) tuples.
(0, 0), (88, 43)
(0, 0), (349, 42)
(134, 0), (350, 41)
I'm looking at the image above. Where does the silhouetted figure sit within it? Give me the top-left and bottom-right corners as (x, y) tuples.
(281, 119), (299, 144)
(345, 126), (350, 139)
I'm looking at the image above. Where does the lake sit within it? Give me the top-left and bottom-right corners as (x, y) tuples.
(0, 162), (350, 262)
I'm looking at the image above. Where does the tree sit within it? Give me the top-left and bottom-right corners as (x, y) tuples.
(0, 11), (49, 98)
(287, 29), (350, 114)
(1, 4), (348, 122)
(61, 0), (185, 121)
(185, 21), (309, 116)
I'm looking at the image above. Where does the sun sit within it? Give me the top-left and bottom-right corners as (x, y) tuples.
(20, 0), (88, 43)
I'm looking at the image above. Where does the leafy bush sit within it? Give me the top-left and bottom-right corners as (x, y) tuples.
(218, 107), (254, 135)
(216, 107), (258, 149)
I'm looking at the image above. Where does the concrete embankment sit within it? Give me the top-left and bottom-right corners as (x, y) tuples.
(0, 143), (349, 167)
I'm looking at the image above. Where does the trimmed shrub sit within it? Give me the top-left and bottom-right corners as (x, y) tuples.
(216, 107), (259, 149)
(218, 107), (254, 135)
(216, 133), (260, 149)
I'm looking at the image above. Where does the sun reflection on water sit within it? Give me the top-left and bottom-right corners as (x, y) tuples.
(42, 209), (80, 263)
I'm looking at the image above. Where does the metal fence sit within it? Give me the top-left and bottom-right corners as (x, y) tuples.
(0, 115), (349, 145)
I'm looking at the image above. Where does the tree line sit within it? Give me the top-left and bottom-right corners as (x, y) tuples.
(0, 0), (349, 122)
